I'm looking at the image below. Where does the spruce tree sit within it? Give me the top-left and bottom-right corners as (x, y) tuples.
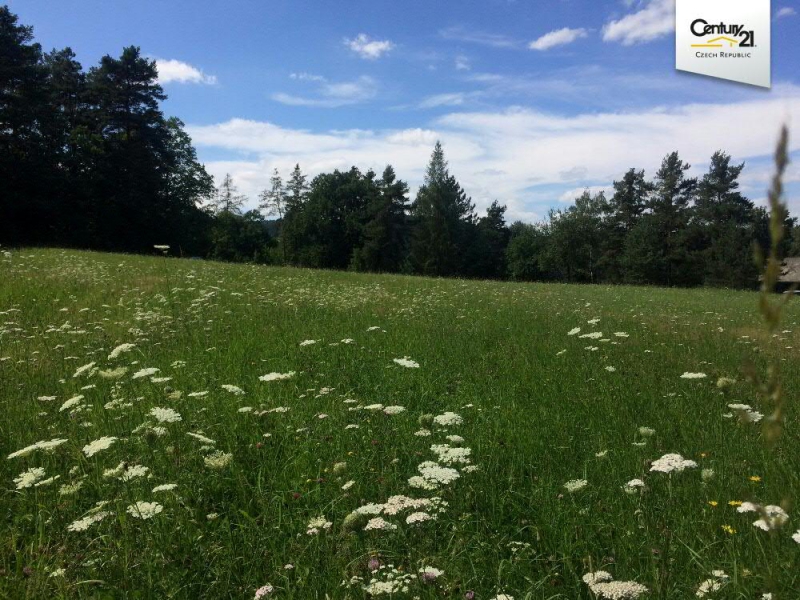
(410, 141), (475, 276)
(212, 173), (246, 215)
(353, 165), (410, 272)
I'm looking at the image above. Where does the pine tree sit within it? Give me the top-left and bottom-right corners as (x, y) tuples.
(470, 201), (510, 278)
(212, 173), (246, 215)
(259, 168), (286, 220)
(86, 46), (173, 250)
(602, 168), (653, 281)
(694, 151), (757, 287)
(546, 191), (606, 283)
(286, 163), (308, 211)
(624, 152), (697, 286)
(0, 6), (47, 244)
(410, 141), (475, 276)
(352, 165), (410, 272)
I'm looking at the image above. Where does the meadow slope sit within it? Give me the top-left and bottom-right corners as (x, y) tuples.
(1, 249), (798, 599)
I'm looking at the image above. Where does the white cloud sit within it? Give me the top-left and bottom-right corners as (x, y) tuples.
(603, 0), (675, 45)
(558, 185), (613, 203)
(776, 7), (797, 19)
(188, 87), (800, 221)
(439, 26), (520, 49)
(455, 55), (471, 71)
(155, 59), (217, 85)
(289, 72), (327, 82)
(272, 76), (377, 107)
(529, 27), (588, 51)
(345, 34), (394, 59)
(418, 93), (466, 109)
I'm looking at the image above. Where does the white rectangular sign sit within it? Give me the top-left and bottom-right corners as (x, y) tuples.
(676, 0), (771, 88)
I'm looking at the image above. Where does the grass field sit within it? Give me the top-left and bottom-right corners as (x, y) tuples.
(1, 248), (798, 599)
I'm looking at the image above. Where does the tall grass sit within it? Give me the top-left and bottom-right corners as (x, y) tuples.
(0, 132), (797, 599)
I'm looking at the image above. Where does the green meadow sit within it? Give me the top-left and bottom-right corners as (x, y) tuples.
(1, 248), (798, 599)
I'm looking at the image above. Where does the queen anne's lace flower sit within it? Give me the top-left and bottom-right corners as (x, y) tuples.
(680, 372), (707, 379)
(7, 438), (68, 459)
(82, 436), (118, 458)
(67, 510), (111, 532)
(364, 517), (397, 531)
(132, 367), (159, 379)
(433, 412), (463, 427)
(204, 451), (233, 469)
(108, 343), (135, 360)
(126, 501), (163, 519)
(564, 479), (588, 493)
(650, 453), (697, 473)
(393, 357), (419, 368)
(14, 467), (46, 489)
(259, 371), (296, 382)
(149, 407), (182, 423)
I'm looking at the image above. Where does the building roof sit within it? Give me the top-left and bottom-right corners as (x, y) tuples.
(779, 257), (800, 283)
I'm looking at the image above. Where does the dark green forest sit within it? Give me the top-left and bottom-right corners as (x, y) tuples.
(2, 6), (797, 287)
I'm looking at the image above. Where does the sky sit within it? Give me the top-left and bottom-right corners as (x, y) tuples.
(9, 0), (800, 221)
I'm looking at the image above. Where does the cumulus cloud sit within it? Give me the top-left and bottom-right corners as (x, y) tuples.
(345, 34), (394, 59)
(529, 27), (588, 51)
(603, 0), (675, 45)
(188, 87), (800, 221)
(776, 7), (796, 19)
(155, 59), (217, 85)
(272, 75), (377, 107)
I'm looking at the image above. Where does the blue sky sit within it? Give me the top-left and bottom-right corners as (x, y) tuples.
(9, 0), (800, 221)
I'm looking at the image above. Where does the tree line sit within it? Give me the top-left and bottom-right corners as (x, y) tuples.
(2, 6), (797, 288)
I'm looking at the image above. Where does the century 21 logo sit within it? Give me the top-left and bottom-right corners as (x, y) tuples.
(690, 19), (755, 48)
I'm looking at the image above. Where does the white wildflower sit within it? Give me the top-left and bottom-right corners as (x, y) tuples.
(126, 501), (163, 519)
(72, 362), (96, 378)
(650, 453), (697, 474)
(579, 331), (603, 339)
(393, 357), (420, 368)
(221, 384), (245, 395)
(365, 517), (397, 531)
(108, 343), (135, 360)
(7, 438), (68, 459)
(623, 479), (646, 494)
(406, 511), (433, 524)
(680, 372), (707, 379)
(564, 479), (588, 493)
(204, 451), (233, 469)
(433, 412), (463, 427)
(752, 505), (789, 531)
(149, 407), (182, 423)
(152, 483), (178, 493)
(306, 515), (332, 535)
(82, 436), (118, 458)
(119, 464), (149, 482)
(59, 395), (84, 412)
(132, 367), (159, 379)
(259, 371), (296, 382)
(187, 432), (216, 445)
(14, 467), (47, 490)
(67, 511), (111, 532)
